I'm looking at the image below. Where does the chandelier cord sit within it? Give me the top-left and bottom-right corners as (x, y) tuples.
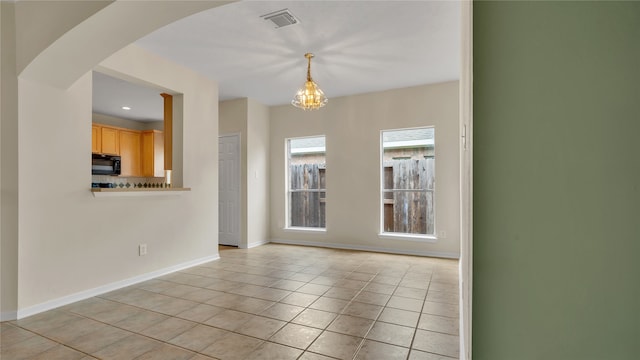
(305, 53), (313, 81)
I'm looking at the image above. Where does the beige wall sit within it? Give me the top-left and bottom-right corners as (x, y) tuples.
(269, 81), (460, 257)
(92, 113), (163, 131)
(1, 2), (20, 319)
(219, 98), (270, 248)
(15, 44), (219, 314)
(246, 99), (270, 248)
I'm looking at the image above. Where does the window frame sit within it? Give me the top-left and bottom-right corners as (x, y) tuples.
(285, 135), (327, 231)
(379, 126), (436, 240)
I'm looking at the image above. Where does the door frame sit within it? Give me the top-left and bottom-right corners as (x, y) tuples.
(218, 132), (242, 247)
(460, 1), (473, 359)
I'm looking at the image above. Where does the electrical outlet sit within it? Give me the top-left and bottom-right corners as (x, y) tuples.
(139, 244), (147, 256)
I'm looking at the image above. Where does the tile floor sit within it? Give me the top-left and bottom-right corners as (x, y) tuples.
(0, 244), (459, 359)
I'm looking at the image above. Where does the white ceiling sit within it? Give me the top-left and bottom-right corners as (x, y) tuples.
(92, 0), (461, 122)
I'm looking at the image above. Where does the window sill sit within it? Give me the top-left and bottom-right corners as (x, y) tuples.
(378, 232), (437, 242)
(284, 227), (327, 233)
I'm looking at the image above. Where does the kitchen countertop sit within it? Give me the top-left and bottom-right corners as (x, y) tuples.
(91, 187), (191, 197)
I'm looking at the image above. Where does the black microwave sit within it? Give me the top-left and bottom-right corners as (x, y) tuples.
(92, 154), (121, 175)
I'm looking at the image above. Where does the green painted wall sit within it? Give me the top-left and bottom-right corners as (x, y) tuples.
(473, 2), (640, 359)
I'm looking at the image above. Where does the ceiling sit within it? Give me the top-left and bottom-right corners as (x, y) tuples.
(92, 0), (461, 122)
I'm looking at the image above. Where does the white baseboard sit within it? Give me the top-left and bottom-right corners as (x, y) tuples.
(247, 239), (270, 249)
(270, 239), (459, 259)
(15, 254), (219, 320)
(1, 311), (18, 322)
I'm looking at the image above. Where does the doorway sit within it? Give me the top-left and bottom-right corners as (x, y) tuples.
(218, 134), (241, 247)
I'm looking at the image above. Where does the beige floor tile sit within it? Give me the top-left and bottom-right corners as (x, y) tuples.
(363, 282), (396, 295)
(346, 272), (376, 282)
(412, 329), (459, 358)
(378, 307), (421, 327)
(353, 291), (391, 306)
(327, 315), (374, 338)
(152, 297), (200, 315)
(168, 324), (228, 351)
(342, 302), (383, 320)
(372, 275), (403, 286)
(15, 310), (82, 334)
(113, 309), (169, 333)
(271, 279), (306, 291)
(0, 323), (35, 345)
(204, 309), (254, 331)
(229, 297), (275, 314)
(426, 290), (459, 305)
(136, 344), (197, 360)
(418, 313), (459, 335)
(89, 303), (142, 324)
(160, 284), (202, 298)
(334, 279), (368, 290)
(408, 349), (458, 360)
(298, 351), (336, 360)
(307, 331), (363, 360)
(292, 308), (338, 329)
(323, 287), (360, 300)
(297, 283), (331, 296)
(269, 323), (323, 349)
(201, 332), (264, 360)
(66, 324), (131, 354)
(176, 303), (225, 323)
(355, 339), (410, 360)
(309, 296), (350, 312)
(92, 334), (160, 360)
(140, 317), (196, 341)
(366, 321), (415, 347)
(179, 288), (225, 303)
(260, 302), (305, 321)
(254, 287), (292, 301)
(428, 281), (459, 293)
(137, 279), (177, 293)
(245, 341), (303, 360)
(45, 317), (104, 342)
(234, 315), (286, 339)
(422, 301), (459, 318)
(205, 293), (245, 308)
(0, 335), (58, 359)
(394, 286), (428, 300)
(30, 344), (86, 360)
(288, 272), (317, 282)
(310, 275), (340, 286)
(280, 292), (320, 307)
(387, 295), (424, 312)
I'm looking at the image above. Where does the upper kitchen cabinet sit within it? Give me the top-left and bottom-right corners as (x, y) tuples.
(142, 130), (164, 177)
(119, 129), (142, 177)
(91, 125), (101, 153)
(92, 124), (119, 155)
(100, 126), (119, 155)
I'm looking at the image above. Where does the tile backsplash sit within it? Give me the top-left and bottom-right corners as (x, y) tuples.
(91, 176), (170, 188)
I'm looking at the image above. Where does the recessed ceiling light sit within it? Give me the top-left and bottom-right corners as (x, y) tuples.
(122, 106), (131, 110)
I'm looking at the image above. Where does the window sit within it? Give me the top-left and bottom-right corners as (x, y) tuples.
(287, 136), (326, 229)
(381, 127), (435, 236)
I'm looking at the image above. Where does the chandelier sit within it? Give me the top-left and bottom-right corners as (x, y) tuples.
(291, 53), (328, 110)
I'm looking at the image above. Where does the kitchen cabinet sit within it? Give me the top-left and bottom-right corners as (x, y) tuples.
(92, 124), (119, 155)
(100, 127), (119, 155)
(119, 130), (142, 177)
(141, 130), (164, 177)
(91, 125), (101, 153)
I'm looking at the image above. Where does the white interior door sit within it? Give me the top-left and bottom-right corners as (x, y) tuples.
(218, 134), (240, 247)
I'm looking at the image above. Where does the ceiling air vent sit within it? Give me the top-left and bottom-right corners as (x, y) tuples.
(261, 9), (299, 28)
